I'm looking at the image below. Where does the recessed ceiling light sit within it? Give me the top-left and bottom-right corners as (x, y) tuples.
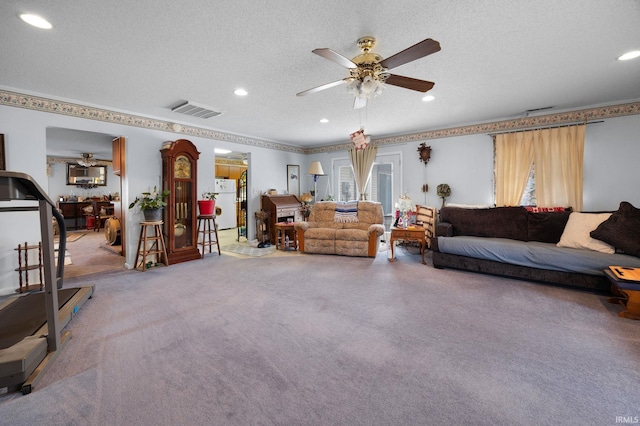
(214, 148), (231, 154)
(234, 88), (248, 96)
(320, 118), (329, 123)
(422, 95), (435, 102)
(20, 13), (52, 29)
(618, 50), (640, 61)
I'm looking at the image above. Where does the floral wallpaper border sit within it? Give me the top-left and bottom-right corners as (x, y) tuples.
(1, 89), (638, 155)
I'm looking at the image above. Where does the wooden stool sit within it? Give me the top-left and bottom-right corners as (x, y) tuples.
(197, 215), (221, 257)
(134, 221), (169, 271)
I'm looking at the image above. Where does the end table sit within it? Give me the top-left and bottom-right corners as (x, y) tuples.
(604, 268), (640, 320)
(389, 225), (426, 264)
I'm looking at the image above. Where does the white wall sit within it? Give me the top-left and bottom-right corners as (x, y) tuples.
(307, 115), (640, 212)
(47, 162), (121, 200)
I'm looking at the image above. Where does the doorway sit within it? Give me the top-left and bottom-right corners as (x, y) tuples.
(46, 128), (126, 277)
(214, 150), (249, 243)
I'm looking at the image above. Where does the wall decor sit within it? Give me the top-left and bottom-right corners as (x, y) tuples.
(287, 164), (300, 197)
(417, 142), (432, 165)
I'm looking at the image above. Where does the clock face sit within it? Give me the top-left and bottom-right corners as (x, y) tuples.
(174, 155), (191, 178)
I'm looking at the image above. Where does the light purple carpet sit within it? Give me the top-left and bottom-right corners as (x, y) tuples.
(1, 247), (637, 425)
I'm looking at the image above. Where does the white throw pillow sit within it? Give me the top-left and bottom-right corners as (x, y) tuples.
(557, 212), (615, 253)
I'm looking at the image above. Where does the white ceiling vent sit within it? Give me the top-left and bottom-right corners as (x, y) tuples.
(171, 101), (222, 118)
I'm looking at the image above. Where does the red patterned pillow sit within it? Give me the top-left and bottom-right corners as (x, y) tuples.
(524, 206), (570, 213)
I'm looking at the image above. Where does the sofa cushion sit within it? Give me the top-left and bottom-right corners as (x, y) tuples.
(357, 201), (384, 224)
(590, 201), (640, 257)
(527, 210), (572, 243)
(335, 228), (369, 242)
(557, 212), (614, 254)
(343, 222), (371, 231)
(439, 206), (528, 241)
(305, 227), (337, 240)
(313, 220), (344, 230)
(309, 202), (338, 222)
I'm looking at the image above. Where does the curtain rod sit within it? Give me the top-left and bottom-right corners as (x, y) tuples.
(489, 120), (604, 136)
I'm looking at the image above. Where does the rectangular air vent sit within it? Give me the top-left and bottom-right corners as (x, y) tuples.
(171, 101), (222, 118)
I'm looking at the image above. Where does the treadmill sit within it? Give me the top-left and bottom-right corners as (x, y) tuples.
(0, 171), (94, 394)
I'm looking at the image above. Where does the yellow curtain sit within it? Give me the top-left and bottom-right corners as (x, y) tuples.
(495, 132), (534, 206)
(349, 145), (378, 200)
(533, 125), (585, 211)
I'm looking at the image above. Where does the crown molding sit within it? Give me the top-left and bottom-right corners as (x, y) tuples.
(2, 89), (638, 156)
(306, 101), (640, 154)
(0, 89), (305, 155)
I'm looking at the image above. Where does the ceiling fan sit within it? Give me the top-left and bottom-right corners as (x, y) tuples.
(296, 36), (441, 109)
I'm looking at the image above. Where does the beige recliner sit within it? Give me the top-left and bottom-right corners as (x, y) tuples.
(294, 201), (385, 257)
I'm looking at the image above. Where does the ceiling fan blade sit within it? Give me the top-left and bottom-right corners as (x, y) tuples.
(354, 96), (367, 109)
(296, 79), (348, 97)
(385, 74), (435, 92)
(312, 48), (358, 69)
(380, 38), (441, 70)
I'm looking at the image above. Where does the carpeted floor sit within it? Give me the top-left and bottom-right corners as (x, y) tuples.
(0, 248), (637, 425)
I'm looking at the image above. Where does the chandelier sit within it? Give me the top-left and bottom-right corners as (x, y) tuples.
(78, 153), (97, 167)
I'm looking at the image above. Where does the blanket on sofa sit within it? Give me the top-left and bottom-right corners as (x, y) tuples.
(334, 201), (358, 223)
(437, 236), (640, 275)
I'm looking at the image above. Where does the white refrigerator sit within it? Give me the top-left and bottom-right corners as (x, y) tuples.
(214, 179), (237, 230)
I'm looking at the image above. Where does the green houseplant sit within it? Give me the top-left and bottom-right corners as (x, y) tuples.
(198, 191), (218, 216)
(129, 186), (170, 221)
(437, 183), (451, 208)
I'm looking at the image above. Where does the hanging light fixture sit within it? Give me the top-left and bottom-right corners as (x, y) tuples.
(78, 153), (97, 167)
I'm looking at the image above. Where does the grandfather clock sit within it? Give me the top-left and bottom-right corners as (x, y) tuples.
(161, 139), (201, 264)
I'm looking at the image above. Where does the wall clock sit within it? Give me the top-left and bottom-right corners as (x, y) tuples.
(161, 139), (201, 264)
(417, 143), (432, 165)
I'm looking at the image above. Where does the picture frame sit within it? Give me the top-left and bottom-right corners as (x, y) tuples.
(287, 164), (300, 197)
(0, 134), (5, 171)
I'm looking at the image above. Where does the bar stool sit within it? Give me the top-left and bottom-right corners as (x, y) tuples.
(197, 215), (221, 257)
(134, 220), (169, 271)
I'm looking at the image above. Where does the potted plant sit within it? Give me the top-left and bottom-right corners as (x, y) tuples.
(198, 191), (217, 216)
(128, 186), (170, 221)
(437, 183), (451, 208)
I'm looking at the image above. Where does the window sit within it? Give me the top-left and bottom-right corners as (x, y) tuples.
(332, 153), (401, 222)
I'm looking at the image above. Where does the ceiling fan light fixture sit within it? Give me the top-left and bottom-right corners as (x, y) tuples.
(78, 153), (97, 167)
(422, 95), (435, 102)
(346, 76), (384, 99)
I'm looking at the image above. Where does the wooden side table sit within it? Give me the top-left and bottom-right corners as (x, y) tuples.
(389, 226), (426, 264)
(604, 268), (640, 320)
(274, 222), (297, 250)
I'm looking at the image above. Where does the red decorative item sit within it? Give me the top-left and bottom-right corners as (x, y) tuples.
(198, 200), (215, 216)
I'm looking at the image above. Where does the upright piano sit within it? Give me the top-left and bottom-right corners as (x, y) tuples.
(260, 194), (303, 244)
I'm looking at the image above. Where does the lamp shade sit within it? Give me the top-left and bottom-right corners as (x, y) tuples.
(307, 161), (325, 176)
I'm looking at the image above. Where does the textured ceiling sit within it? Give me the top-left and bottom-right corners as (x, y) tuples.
(1, 0), (639, 149)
